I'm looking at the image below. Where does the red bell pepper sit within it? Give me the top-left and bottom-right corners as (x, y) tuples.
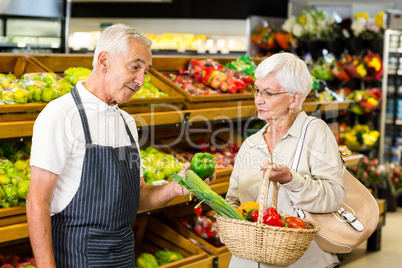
(263, 207), (285, 227)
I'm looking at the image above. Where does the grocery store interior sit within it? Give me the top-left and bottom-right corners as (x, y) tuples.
(1, 0), (402, 267)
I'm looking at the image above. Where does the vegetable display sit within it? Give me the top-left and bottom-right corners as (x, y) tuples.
(0, 142), (31, 208)
(181, 206), (222, 247)
(190, 152), (216, 179)
(165, 57), (255, 95)
(171, 170), (245, 220)
(136, 251), (184, 267)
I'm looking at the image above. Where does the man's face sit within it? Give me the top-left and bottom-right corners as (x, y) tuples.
(104, 39), (152, 105)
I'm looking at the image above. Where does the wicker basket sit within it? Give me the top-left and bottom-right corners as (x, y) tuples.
(215, 166), (320, 265)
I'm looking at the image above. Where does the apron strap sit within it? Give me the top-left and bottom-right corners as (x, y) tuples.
(71, 87), (93, 145)
(119, 112), (137, 147)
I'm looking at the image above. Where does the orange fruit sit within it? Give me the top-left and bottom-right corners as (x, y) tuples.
(236, 201), (259, 217)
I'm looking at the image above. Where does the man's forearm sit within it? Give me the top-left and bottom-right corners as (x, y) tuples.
(137, 182), (181, 213)
(27, 199), (56, 268)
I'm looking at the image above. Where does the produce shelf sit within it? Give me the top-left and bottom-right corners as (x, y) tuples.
(160, 208), (231, 268)
(0, 54), (47, 78)
(133, 215), (208, 267)
(29, 54), (186, 113)
(0, 222), (29, 243)
(150, 56), (256, 109)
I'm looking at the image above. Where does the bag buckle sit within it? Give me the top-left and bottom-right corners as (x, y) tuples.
(337, 206), (364, 232)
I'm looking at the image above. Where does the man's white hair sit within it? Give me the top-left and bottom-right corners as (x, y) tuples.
(92, 24), (152, 70)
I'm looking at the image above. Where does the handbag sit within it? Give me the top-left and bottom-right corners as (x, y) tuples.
(291, 116), (379, 254)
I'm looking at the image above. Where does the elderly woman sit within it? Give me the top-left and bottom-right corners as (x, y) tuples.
(226, 52), (345, 268)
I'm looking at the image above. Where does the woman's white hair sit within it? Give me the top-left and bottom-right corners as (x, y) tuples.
(92, 24), (152, 70)
(255, 52), (312, 109)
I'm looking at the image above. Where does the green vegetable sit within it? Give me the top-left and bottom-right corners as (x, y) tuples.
(3, 185), (17, 201)
(190, 153), (216, 179)
(0, 174), (11, 185)
(17, 180), (30, 199)
(0, 187), (6, 203)
(171, 170), (245, 220)
(155, 250), (183, 265)
(1, 201), (10, 208)
(136, 253), (159, 268)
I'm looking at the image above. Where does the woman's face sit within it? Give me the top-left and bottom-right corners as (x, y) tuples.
(254, 73), (293, 121)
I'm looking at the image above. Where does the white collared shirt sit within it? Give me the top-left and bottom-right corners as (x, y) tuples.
(31, 81), (142, 215)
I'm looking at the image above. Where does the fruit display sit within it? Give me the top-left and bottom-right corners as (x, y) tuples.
(0, 254), (36, 268)
(225, 55), (257, 80)
(165, 58), (254, 95)
(132, 74), (169, 99)
(63, 67), (92, 86)
(0, 142), (31, 208)
(64, 67), (169, 99)
(140, 147), (183, 185)
(173, 140), (239, 170)
(0, 72), (73, 104)
(136, 251), (183, 268)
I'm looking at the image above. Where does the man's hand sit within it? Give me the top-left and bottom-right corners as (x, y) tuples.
(170, 163), (217, 196)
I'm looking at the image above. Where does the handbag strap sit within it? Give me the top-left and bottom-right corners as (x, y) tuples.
(291, 116), (317, 171)
(291, 117), (365, 232)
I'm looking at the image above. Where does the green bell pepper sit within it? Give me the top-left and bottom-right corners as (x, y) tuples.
(190, 153), (216, 179)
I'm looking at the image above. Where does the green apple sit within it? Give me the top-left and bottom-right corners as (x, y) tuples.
(58, 79), (73, 94)
(25, 85), (38, 102)
(51, 83), (64, 98)
(33, 87), (42, 102)
(14, 159), (29, 171)
(42, 73), (58, 86)
(22, 73), (41, 81)
(1, 90), (15, 104)
(12, 87), (29, 104)
(41, 88), (56, 102)
(7, 73), (16, 81)
(1, 78), (13, 88)
(0, 174), (11, 186)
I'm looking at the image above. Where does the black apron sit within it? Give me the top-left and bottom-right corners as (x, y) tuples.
(51, 87), (140, 267)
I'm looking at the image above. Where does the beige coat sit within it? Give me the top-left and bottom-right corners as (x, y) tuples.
(225, 112), (346, 268)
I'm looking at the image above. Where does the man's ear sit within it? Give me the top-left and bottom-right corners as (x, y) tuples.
(97, 51), (109, 73)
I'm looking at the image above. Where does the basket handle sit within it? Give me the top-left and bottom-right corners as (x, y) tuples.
(257, 165), (277, 225)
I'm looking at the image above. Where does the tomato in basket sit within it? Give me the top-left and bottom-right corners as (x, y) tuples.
(284, 216), (306, 229)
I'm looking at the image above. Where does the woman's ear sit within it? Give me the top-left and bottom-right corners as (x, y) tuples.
(97, 51), (109, 73)
(290, 92), (302, 109)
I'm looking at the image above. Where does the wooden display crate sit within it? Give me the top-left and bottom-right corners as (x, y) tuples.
(159, 204), (232, 268)
(29, 54), (185, 114)
(133, 215), (208, 268)
(0, 206), (26, 228)
(0, 54), (51, 122)
(151, 56), (255, 109)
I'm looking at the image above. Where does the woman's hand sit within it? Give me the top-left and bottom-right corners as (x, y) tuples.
(261, 161), (293, 184)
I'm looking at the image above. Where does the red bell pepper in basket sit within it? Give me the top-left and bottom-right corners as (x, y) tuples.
(263, 207), (285, 227)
